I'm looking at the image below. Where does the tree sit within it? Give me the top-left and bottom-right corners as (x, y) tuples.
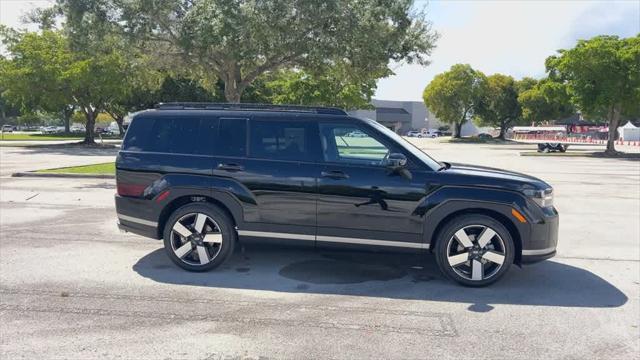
(266, 63), (382, 110)
(474, 74), (522, 139)
(0, 30), (76, 132)
(1, 30), (133, 144)
(546, 35), (640, 154)
(61, 0), (437, 103)
(422, 64), (486, 138)
(518, 78), (574, 125)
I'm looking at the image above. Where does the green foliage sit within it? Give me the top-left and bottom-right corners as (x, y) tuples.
(17, 113), (44, 126)
(100, 0), (437, 102)
(1, 29), (133, 142)
(266, 65), (379, 110)
(422, 64), (486, 138)
(546, 34), (640, 153)
(37, 162), (115, 174)
(518, 78), (574, 124)
(474, 74), (522, 138)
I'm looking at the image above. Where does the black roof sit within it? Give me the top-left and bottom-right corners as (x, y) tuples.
(155, 102), (347, 115)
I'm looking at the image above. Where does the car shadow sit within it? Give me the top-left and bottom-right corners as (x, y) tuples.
(133, 244), (627, 310)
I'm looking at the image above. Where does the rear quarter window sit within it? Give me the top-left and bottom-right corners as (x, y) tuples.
(123, 116), (218, 155)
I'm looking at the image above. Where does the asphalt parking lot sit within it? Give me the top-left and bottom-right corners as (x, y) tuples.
(0, 140), (638, 359)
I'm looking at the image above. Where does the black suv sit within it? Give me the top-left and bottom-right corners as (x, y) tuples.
(116, 103), (558, 286)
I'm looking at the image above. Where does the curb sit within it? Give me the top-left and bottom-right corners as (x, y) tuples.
(12, 172), (115, 179)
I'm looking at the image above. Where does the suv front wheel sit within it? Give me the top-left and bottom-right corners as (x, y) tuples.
(163, 203), (236, 272)
(435, 214), (514, 286)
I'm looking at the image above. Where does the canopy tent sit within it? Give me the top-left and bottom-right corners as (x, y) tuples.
(618, 122), (640, 141)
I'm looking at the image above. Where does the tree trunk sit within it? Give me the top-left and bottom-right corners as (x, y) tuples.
(605, 104), (621, 154)
(63, 112), (71, 133)
(453, 122), (463, 138)
(498, 120), (507, 140)
(115, 115), (125, 138)
(82, 109), (97, 145)
(61, 106), (74, 134)
(224, 79), (242, 103)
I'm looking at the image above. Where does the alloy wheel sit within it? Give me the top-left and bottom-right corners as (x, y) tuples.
(446, 224), (506, 281)
(170, 213), (223, 266)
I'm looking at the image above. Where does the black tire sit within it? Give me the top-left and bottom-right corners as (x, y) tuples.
(434, 214), (515, 287)
(163, 203), (236, 272)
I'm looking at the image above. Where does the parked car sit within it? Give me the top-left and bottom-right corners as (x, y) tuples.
(41, 126), (61, 134)
(406, 130), (423, 138)
(537, 143), (568, 153)
(1, 125), (15, 132)
(116, 103), (559, 287)
(424, 129), (440, 138)
(70, 125), (86, 134)
(345, 130), (368, 137)
(477, 133), (493, 139)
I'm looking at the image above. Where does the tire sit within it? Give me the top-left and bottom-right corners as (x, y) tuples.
(163, 203), (236, 272)
(434, 214), (515, 287)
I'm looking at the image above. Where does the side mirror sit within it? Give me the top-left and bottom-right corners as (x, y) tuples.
(385, 153), (407, 169)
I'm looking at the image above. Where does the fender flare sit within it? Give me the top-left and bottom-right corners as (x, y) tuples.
(150, 173), (257, 233)
(417, 186), (536, 257)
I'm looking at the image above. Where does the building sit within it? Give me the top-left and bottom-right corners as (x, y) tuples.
(349, 99), (444, 134)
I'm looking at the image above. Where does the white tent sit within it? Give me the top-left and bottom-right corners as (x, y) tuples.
(618, 121), (640, 141)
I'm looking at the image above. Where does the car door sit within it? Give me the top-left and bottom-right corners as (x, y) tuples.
(316, 120), (428, 249)
(213, 116), (322, 242)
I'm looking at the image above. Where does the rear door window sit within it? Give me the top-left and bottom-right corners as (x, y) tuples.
(123, 115), (218, 155)
(217, 118), (247, 157)
(249, 118), (320, 162)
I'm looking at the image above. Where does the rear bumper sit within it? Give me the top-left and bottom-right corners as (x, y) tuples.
(115, 195), (160, 239)
(522, 249), (556, 263)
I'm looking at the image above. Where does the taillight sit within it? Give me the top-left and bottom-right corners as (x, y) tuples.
(117, 183), (147, 197)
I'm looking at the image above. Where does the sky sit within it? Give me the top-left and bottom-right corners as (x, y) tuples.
(1, 0), (639, 101)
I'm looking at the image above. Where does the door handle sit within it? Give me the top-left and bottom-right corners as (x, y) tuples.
(321, 170), (349, 180)
(217, 163), (244, 172)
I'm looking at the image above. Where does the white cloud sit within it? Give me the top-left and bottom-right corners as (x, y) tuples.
(375, 0), (640, 101)
(0, 0), (53, 31)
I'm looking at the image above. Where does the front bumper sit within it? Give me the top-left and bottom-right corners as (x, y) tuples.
(521, 207), (559, 263)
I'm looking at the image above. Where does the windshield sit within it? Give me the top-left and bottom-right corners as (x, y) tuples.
(364, 118), (442, 170)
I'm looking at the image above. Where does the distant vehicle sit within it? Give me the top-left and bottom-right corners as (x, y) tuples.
(1, 125), (15, 132)
(424, 129), (440, 138)
(97, 128), (114, 136)
(346, 130), (368, 137)
(538, 143), (568, 153)
(41, 126), (61, 134)
(406, 130), (423, 138)
(70, 125), (86, 133)
(477, 133), (493, 139)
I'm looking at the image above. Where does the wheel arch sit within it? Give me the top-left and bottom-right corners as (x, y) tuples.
(157, 192), (241, 239)
(428, 207), (523, 264)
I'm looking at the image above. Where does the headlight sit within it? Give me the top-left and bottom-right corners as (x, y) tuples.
(524, 188), (554, 208)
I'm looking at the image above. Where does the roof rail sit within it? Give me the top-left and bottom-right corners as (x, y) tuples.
(155, 102), (348, 115)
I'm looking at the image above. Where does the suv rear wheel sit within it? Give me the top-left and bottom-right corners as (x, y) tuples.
(163, 203), (236, 271)
(434, 214), (514, 286)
